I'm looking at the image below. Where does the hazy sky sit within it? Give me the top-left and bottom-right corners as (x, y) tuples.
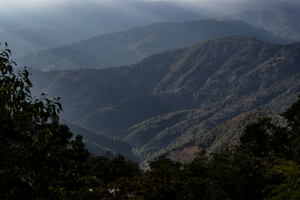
(1, 0), (297, 32)
(2, 0), (293, 8)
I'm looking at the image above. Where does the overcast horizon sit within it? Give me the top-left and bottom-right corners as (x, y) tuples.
(2, 0), (297, 31)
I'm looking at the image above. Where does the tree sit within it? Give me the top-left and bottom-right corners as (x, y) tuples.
(262, 94), (300, 199)
(0, 43), (91, 199)
(103, 164), (190, 200)
(181, 150), (210, 200)
(265, 161), (300, 200)
(91, 152), (140, 185)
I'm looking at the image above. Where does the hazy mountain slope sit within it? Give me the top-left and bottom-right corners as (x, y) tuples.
(2, 1), (211, 58)
(28, 36), (300, 162)
(226, 3), (300, 42)
(0, 27), (89, 58)
(149, 109), (286, 163)
(15, 19), (287, 71)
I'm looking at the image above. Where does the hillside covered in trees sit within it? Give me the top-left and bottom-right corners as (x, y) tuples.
(150, 109), (286, 163)
(26, 35), (300, 163)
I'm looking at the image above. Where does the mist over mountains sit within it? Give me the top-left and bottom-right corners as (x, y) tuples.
(0, 27), (90, 58)
(3, 1), (298, 59)
(14, 18), (288, 71)
(227, 2), (300, 42)
(2, 1), (206, 58)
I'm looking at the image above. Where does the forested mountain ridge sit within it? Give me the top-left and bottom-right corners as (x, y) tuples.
(147, 109), (286, 163)
(28, 36), (300, 162)
(15, 19), (287, 71)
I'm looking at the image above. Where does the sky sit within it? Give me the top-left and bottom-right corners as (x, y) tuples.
(0, 0), (297, 42)
(2, 0), (293, 11)
(1, 0), (296, 29)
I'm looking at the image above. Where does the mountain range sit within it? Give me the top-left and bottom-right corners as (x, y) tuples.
(26, 35), (300, 163)
(15, 19), (288, 71)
